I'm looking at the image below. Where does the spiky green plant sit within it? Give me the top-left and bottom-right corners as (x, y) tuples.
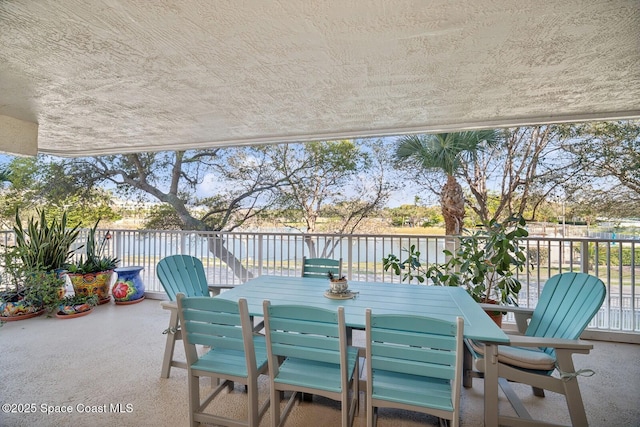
(67, 220), (119, 274)
(13, 209), (81, 272)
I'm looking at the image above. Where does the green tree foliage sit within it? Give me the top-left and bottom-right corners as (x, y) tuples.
(386, 204), (443, 227)
(143, 204), (184, 230)
(0, 157), (39, 226)
(0, 156), (119, 227)
(269, 140), (390, 233)
(394, 126), (585, 227)
(260, 139), (392, 256)
(562, 120), (640, 218)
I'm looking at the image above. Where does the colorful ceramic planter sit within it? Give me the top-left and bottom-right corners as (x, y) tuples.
(55, 304), (93, 319)
(67, 270), (114, 305)
(1, 300), (44, 321)
(112, 266), (145, 304)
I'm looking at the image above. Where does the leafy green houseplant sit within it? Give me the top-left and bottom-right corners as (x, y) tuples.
(436, 216), (528, 306)
(66, 220), (119, 303)
(383, 215), (529, 309)
(0, 247), (27, 300)
(0, 252), (65, 319)
(1, 249), (35, 319)
(383, 244), (431, 284)
(6, 208), (81, 317)
(23, 268), (66, 314)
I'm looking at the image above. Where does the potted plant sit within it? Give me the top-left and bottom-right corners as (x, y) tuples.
(0, 250), (40, 321)
(383, 215), (529, 325)
(327, 271), (349, 293)
(0, 251), (65, 320)
(10, 208), (82, 306)
(13, 208), (81, 273)
(56, 294), (98, 319)
(383, 244), (431, 284)
(66, 220), (119, 304)
(23, 268), (67, 315)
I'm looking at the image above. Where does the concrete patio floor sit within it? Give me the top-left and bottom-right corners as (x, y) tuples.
(1, 298), (638, 426)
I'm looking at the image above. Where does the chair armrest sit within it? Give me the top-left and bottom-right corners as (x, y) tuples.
(479, 303), (533, 334)
(478, 303), (533, 316)
(506, 335), (593, 351)
(161, 301), (177, 311)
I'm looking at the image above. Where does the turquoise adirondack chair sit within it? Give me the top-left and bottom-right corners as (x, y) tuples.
(365, 310), (464, 427)
(157, 255), (218, 300)
(176, 294), (269, 427)
(262, 301), (359, 427)
(464, 272), (606, 426)
(301, 256), (342, 279)
(156, 255), (234, 378)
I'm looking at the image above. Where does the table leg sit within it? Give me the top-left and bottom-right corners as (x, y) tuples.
(483, 343), (499, 427)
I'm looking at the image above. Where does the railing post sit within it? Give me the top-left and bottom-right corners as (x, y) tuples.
(112, 230), (121, 264)
(347, 235), (353, 280)
(580, 240), (590, 273)
(258, 234), (264, 276)
(180, 232), (186, 254)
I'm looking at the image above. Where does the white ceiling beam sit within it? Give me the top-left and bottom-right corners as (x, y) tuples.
(0, 115), (38, 156)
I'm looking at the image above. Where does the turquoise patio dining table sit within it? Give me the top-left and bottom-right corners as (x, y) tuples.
(213, 275), (509, 426)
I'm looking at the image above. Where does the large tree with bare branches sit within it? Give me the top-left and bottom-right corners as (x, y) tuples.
(32, 141), (390, 279)
(461, 126), (583, 223)
(266, 139), (391, 257)
(44, 149), (299, 280)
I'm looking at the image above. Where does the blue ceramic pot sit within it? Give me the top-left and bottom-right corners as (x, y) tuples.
(112, 266), (145, 302)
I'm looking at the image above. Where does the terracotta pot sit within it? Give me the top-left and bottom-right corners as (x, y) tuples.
(0, 303), (44, 321)
(482, 299), (504, 328)
(55, 307), (93, 319)
(486, 311), (503, 327)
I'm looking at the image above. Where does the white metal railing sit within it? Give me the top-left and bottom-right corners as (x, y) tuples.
(1, 229), (638, 335)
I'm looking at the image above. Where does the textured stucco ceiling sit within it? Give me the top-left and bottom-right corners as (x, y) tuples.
(1, 0), (639, 157)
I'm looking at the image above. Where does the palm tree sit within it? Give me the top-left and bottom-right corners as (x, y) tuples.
(395, 131), (498, 235)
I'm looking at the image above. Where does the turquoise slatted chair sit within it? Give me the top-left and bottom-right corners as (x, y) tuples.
(157, 255), (234, 378)
(177, 294), (269, 427)
(157, 255), (211, 300)
(464, 272), (606, 426)
(365, 310), (464, 427)
(301, 256), (342, 279)
(262, 301), (359, 427)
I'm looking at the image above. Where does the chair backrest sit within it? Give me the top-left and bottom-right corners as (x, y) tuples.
(527, 272), (606, 355)
(262, 301), (349, 389)
(177, 294), (257, 373)
(366, 310), (463, 412)
(157, 255), (210, 301)
(301, 256), (342, 279)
